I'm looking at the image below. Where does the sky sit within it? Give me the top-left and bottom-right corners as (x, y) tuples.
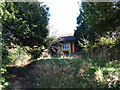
(41, 0), (81, 37)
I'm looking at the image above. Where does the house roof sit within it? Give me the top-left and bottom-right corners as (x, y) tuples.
(58, 36), (76, 42)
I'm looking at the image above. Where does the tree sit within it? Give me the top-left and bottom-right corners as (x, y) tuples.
(2, 2), (50, 59)
(74, 2), (120, 59)
(74, 2), (120, 43)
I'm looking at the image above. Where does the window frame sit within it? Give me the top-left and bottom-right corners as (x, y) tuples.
(62, 43), (70, 50)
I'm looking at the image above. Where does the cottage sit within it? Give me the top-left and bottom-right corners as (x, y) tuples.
(58, 36), (78, 55)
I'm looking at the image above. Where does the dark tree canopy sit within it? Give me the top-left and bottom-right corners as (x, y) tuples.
(2, 2), (50, 59)
(2, 2), (50, 48)
(74, 2), (120, 43)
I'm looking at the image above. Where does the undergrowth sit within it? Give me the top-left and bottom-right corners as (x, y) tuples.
(10, 56), (119, 88)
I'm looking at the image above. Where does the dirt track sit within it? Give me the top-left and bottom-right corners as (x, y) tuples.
(6, 60), (73, 88)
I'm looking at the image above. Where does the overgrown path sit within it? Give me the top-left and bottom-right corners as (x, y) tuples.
(6, 58), (120, 88)
(7, 66), (31, 88)
(6, 59), (75, 88)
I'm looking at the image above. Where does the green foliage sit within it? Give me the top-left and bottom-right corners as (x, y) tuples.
(1, 2), (50, 88)
(74, 2), (120, 60)
(0, 68), (10, 88)
(74, 2), (120, 42)
(75, 2), (120, 35)
(6, 57), (120, 88)
(98, 36), (117, 47)
(2, 2), (50, 59)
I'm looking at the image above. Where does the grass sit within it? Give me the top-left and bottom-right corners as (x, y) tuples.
(6, 56), (120, 88)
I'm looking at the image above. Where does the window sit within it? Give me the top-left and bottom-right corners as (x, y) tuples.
(62, 43), (70, 50)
